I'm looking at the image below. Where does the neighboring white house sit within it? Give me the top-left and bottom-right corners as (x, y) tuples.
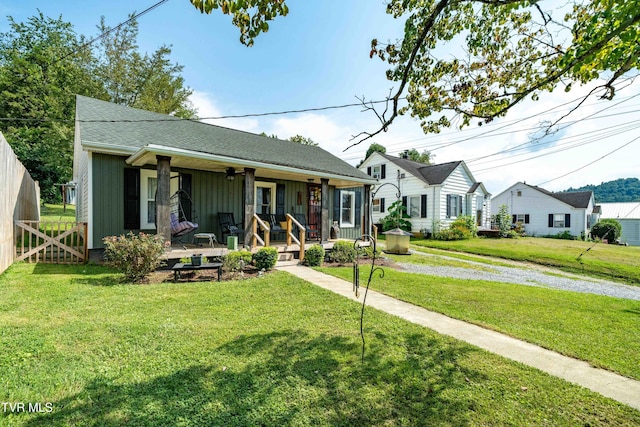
(598, 202), (640, 246)
(491, 182), (597, 238)
(359, 152), (491, 234)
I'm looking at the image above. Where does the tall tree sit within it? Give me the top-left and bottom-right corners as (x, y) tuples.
(0, 12), (105, 202)
(404, 148), (433, 164)
(190, 0), (640, 148)
(288, 134), (317, 146)
(94, 15), (197, 118)
(357, 143), (386, 167)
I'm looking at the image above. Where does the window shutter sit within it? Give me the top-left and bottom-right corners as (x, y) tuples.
(512, 214), (517, 224)
(179, 174), (193, 221)
(355, 190), (362, 226)
(548, 214), (553, 227)
(381, 164), (386, 179)
(446, 194), (451, 218)
(402, 196), (408, 215)
(276, 183), (286, 217)
(380, 197), (385, 213)
(124, 168), (140, 229)
(458, 195), (463, 216)
(333, 189), (340, 223)
(367, 167), (372, 176)
(524, 214), (530, 224)
(565, 214), (571, 227)
(421, 194), (427, 218)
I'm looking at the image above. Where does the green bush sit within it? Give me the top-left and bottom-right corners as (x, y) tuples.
(329, 240), (357, 264)
(253, 247), (279, 270)
(434, 215), (477, 241)
(103, 232), (168, 283)
(544, 230), (575, 240)
(381, 200), (412, 232)
(591, 219), (622, 242)
(223, 250), (253, 272)
(303, 244), (325, 267)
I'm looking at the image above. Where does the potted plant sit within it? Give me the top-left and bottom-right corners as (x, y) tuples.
(191, 253), (203, 266)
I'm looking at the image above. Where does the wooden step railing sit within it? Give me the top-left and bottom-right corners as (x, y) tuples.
(285, 214), (306, 262)
(251, 214), (270, 248)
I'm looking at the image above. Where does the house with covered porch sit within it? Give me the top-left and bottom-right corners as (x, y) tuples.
(73, 96), (376, 257)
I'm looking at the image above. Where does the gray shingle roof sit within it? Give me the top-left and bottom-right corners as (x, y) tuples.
(525, 183), (593, 208)
(379, 153), (462, 185)
(76, 95), (373, 182)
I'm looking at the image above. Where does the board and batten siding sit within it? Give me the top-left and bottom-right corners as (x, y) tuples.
(491, 183), (590, 237)
(88, 153), (314, 249)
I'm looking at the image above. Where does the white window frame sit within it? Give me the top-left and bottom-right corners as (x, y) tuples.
(140, 169), (178, 230)
(340, 190), (355, 228)
(553, 213), (566, 228)
(372, 165), (381, 179)
(254, 181), (277, 215)
(516, 214), (527, 223)
(409, 196), (421, 218)
(372, 198), (381, 213)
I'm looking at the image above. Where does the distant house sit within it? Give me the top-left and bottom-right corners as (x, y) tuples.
(358, 152), (491, 234)
(72, 96), (376, 253)
(491, 182), (597, 238)
(598, 203), (640, 246)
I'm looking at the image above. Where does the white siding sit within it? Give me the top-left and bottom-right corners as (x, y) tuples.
(617, 219), (640, 246)
(492, 183), (590, 237)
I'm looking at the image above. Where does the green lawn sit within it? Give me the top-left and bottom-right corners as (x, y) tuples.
(412, 237), (640, 284)
(40, 204), (76, 222)
(1, 263), (639, 425)
(319, 264), (640, 381)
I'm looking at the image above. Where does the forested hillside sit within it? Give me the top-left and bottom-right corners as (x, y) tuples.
(565, 178), (640, 203)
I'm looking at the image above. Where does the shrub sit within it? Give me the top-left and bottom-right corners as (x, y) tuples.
(103, 232), (168, 283)
(381, 200), (412, 232)
(253, 247), (279, 270)
(303, 244), (325, 267)
(493, 204), (511, 238)
(223, 250), (253, 272)
(434, 215), (476, 241)
(591, 219), (622, 242)
(329, 240), (357, 264)
(543, 230), (575, 240)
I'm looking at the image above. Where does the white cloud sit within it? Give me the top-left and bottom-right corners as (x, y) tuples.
(189, 91), (260, 133)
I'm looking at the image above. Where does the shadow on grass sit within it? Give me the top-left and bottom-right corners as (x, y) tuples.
(24, 330), (482, 426)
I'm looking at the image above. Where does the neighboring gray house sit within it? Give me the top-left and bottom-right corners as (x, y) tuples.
(598, 202), (640, 246)
(73, 95), (376, 252)
(358, 152), (491, 234)
(491, 182), (596, 238)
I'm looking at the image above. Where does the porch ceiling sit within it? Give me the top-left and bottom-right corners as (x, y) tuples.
(126, 144), (376, 188)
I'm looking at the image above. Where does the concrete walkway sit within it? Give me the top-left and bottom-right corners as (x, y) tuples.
(277, 264), (640, 411)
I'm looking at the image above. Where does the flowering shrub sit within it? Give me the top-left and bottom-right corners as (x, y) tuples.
(103, 232), (168, 283)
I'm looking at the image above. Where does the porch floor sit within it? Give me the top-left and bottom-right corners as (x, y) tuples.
(161, 239), (340, 262)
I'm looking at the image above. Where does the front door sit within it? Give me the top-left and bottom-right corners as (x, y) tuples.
(307, 184), (321, 235)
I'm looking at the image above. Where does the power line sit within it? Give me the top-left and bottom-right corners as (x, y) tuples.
(536, 136), (640, 186)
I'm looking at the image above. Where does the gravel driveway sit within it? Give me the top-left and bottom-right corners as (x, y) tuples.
(393, 253), (640, 301)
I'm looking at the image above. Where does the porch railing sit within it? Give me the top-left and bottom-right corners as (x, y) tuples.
(252, 214), (270, 248)
(285, 214), (306, 262)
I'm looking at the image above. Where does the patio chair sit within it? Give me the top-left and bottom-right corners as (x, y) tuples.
(293, 213), (319, 240)
(218, 212), (244, 241)
(258, 213), (286, 241)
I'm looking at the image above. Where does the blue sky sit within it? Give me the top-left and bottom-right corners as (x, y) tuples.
(2, 0), (639, 195)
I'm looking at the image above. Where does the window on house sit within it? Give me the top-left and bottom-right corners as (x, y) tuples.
(255, 181), (276, 215)
(409, 196), (420, 218)
(140, 169), (178, 229)
(340, 190), (355, 227)
(515, 214), (530, 224)
(372, 165), (381, 179)
(549, 213), (570, 228)
(517, 191), (522, 197)
(372, 198), (385, 214)
(446, 194), (462, 218)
